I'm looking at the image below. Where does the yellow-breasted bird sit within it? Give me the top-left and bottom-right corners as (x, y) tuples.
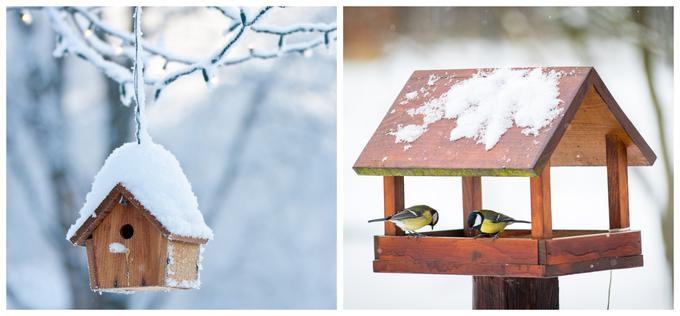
(368, 205), (439, 235)
(467, 209), (530, 239)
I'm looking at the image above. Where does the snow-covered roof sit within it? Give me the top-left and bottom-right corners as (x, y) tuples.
(391, 68), (563, 151)
(354, 67), (656, 176)
(67, 141), (213, 244)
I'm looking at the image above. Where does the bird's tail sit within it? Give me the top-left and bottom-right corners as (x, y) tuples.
(510, 219), (531, 224)
(368, 217), (390, 223)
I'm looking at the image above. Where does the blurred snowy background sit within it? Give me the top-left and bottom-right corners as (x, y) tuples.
(7, 7), (336, 309)
(343, 7), (672, 309)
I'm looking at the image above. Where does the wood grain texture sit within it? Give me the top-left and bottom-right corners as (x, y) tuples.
(89, 200), (168, 290)
(590, 70), (656, 165)
(538, 240), (547, 265)
(530, 162), (552, 239)
(375, 235), (538, 265)
(383, 176), (405, 236)
(545, 255), (643, 276)
(167, 241), (200, 287)
(545, 231), (640, 265)
(373, 259), (546, 277)
(374, 255), (643, 278)
(372, 229), (642, 277)
(607, 135), (630, 229)
(473, 276), (559, 309)
(414, 229), (603, 238)
(353, 67), (656, 176)
(85, 239), (98, 289)
(551, 85), (642, 166)
(462, 176), (482, 236)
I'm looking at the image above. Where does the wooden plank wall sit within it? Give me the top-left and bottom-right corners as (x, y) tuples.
(89, 200), (167, 289)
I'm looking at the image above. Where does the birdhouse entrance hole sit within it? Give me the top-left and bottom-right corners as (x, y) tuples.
(120, 224), (134, 239)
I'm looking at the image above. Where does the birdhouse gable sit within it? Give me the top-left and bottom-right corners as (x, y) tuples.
(68, 184), (209, 246)
(354, 67), (656, 176)
(67, 141), (213, 246)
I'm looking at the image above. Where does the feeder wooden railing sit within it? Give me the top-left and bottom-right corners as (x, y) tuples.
(606, 135), (630, 229)
(462, 176), (482, 237)
(383, 176), (405, 236)
(530, 161), (553, 239)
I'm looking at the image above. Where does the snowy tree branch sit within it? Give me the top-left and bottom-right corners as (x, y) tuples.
(65, 6), (197, 64)
(41, 6), (336, 103)
(46, 8), (138, 105)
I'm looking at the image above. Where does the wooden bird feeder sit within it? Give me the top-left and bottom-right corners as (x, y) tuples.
(353, 67), (656, 309)
(68, 184), (209, 293)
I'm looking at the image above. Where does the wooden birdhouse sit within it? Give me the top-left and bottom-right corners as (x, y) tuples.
(67, 142), (213, 293)
(354, 67), (656, 308)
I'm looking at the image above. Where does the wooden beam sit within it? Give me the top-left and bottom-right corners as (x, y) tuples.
(373, 254), (643, 277)
(473, 276), (559, 309)
(375, 235), (538, 265)
(530, 161), (552, 239)
(372, 230), (643, 277)
(545, 255), (643, 277)
(606, 134), (630, 229)
(545, 230), (641, 265)
(374, 260), (546, 278)
(383, 176), (404, 236)
(462, 176), (482, 237)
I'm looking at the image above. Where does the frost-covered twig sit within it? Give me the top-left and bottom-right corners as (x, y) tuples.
(251, 23), (337, 35)
(46, 8), (137, 105)
(221, 36), (336, 67)
(44, 6), (336, 103)
(65, 6), (197, 64)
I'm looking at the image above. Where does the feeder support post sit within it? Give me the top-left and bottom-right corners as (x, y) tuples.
(606, 134), (630, 229)
(473, 277), (559, 309)
(383, 176), (405, 236)
(462, 176), (482, 237)
(530, 161), (553, 239)
(465, 174), (559, 309)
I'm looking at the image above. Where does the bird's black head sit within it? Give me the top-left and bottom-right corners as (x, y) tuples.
(467, 211), (483, 230)
(430, 209), (439, 229)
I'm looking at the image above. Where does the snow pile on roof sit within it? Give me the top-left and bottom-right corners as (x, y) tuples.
(66, 141), (213, 241)
(405, 91), (418, 101)
(392, 124), (428, 143)
(392, 68), (563, 150)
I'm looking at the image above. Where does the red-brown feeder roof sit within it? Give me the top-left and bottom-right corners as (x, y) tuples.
(354, 67), (656, 177)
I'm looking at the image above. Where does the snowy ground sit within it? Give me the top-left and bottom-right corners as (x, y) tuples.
(343, 38), (672, 309)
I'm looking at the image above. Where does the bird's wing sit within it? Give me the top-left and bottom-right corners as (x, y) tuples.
(389, 209), (422, 221)
(493, 212), (515, 223)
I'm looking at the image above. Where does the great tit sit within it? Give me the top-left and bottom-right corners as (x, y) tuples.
(368, 205), (439, 236)
(467, 209), (530, 239)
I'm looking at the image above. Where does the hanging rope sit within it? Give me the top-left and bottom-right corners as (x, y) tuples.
(133, 6), (145, 144)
